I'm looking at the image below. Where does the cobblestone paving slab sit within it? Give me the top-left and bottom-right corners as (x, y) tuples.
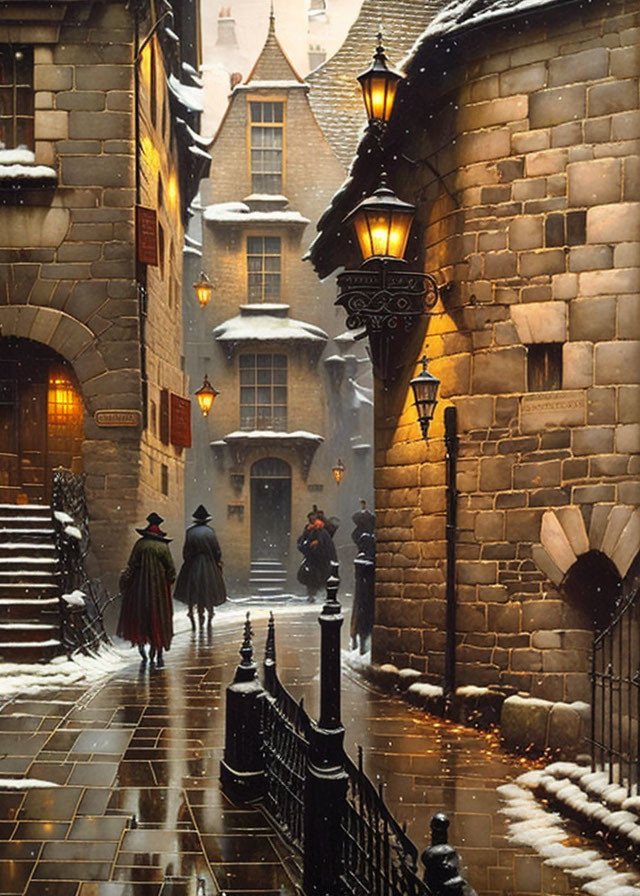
(0, 607), (636, 896)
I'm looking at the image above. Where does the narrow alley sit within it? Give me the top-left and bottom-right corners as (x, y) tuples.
(0, 606), (637, 896)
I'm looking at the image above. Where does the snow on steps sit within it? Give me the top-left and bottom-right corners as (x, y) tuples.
(0, 503), (64, 662)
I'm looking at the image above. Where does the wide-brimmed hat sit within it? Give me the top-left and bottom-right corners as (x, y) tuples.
(136, 511), (172, 542)
(192, 504), (212, 523)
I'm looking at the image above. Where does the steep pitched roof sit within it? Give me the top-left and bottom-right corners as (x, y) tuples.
(245, 9), (304, 84)
(306, 0), (444, 169)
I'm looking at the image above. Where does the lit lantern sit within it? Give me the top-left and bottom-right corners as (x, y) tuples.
(410, 356), (440, 441)
(193, 271), (213, 307)
(332, 458), (346, 485)
(345, 179), (416, 262)
(194, 374), (219, 417)
(357, 35), (402, 125)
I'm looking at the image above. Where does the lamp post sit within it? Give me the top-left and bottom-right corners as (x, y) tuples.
(194, 374), (219, 417)
(193, 271), (213, 308)
(358, 33), (403, 128)
(409, 356), (440, 441)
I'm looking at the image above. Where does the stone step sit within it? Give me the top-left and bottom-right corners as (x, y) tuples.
(0, 597), (60, 622)
(0, 622), (61, 644)
(0, 571), (58, 588)
(0, 639), (63, 663)
(0, 582), (59, 600)
(0, 528), (55, 543)
(0, 542), (57, 555)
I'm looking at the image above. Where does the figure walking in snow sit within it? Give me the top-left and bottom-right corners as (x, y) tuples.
(296, 508), (337, 602)
(117, 512), (175, 667)
(174, 505), (226, 628)
(350, 501), (376, 654)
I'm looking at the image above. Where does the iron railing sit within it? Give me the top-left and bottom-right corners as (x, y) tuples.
(50, 466), (112, 656)
(590, 583), (640, 797)
(221, 566), (476, 896)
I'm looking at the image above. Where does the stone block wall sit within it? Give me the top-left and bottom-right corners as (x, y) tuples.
(0, 1), (185, 589)
(372, 0), (640, 702)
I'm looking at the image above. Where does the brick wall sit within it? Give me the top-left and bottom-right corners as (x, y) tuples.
(373, 0), (640, 702)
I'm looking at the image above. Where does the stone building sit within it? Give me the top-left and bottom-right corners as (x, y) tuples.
(310, 0), (640, 702)
(0, 0), (206, 606)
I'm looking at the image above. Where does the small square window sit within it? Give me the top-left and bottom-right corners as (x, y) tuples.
(527, 343), (562, 392)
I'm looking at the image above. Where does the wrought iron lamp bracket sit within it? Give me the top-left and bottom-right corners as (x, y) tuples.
(336, 264), (438, 335)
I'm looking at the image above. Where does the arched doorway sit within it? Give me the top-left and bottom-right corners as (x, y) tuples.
(563, 549), (622, 631)
(250, 457), (291, 562)
(0, 337), (83, 503)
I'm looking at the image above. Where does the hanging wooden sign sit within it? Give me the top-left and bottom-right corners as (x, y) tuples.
(136, 205), (158, 266)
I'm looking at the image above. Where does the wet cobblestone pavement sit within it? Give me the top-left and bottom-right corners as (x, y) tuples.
(0, 606), (635, 896)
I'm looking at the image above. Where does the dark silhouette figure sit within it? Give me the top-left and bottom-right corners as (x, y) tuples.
(297, 509), (337, 602)
(117, 512), (175, 667)
(350, 501), (376, 654)
(174, 505), (226, 628)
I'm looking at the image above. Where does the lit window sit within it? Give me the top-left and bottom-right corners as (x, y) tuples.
(47, 368), (83, 456)
(239, 353), (287, 431)
(527, 343), (562, 392)
(249, 100), (283, 193)
(0, 45), (33, 150)
(247, 235), (281, 302)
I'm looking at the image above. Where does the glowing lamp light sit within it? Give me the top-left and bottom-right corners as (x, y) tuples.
(357, 35), (402, 124)
(193, 271), (213, 307)
(195, 374), (219, 417)
(332, 458), (346, 485)
(410, 356), (440, 441)
(346, 179), (416, 262)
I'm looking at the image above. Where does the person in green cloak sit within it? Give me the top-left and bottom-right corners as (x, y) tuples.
(117, 512), (176, 667)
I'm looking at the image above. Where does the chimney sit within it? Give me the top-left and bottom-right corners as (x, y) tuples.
(217, 6), (238, 46)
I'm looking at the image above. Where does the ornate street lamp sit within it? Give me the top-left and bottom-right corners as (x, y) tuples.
(193, 271), (213, 307)
(409, 356), (440, 441)
(345, 178), (415, 263)
(358, 34), (402, 126)
(194, 374), (219, 417)
(332, 458), (345, 485)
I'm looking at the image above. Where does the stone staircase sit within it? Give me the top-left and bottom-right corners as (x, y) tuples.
(249, 559), (288, 599)
(0, 504), (63, 663)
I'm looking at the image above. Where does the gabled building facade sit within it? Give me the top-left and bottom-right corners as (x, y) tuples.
(0, 0), (205, 602)
(310, 0), (640, 702)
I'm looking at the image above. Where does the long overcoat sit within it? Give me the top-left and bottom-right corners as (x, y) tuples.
(297, 520), (337, 594)
(117, 536), (175, 650)
(173, 522), (226, 613)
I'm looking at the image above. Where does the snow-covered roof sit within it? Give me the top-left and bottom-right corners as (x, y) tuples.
(213, 304), (328, 343)
(219, 430), (324, 443)
(203, 201), (309, 226)
(0, 163), (57, 182)
(167, 73), (204, 113)
(234, 80), (309, 91)
(189, 144), (212, 161)
(335, 328), (366, 343)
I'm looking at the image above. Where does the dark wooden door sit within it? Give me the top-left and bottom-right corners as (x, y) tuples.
(250, 458), (291, 562)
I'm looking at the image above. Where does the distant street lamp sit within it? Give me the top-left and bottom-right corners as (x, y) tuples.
(193, 271), (213, 307)
(358, 34), (402, 126)
(332, 458), (345, 485)
(409, 356), (440, 441)
(194, 374), (219, 417)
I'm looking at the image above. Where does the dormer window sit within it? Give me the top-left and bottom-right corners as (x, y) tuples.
(0, 45), (33, 150)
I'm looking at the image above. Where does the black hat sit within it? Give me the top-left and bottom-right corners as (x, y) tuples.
(136, 511), (172, 542)
(192, 504), (212, 522)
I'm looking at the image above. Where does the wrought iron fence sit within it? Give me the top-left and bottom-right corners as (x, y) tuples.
(221, 566), (476, 896)
(590, 583), (640, 798)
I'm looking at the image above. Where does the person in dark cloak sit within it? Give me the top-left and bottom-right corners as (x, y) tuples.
(173, 504), (226, 628)
(297, 509), (337, 602)
(117, 512), (175, 667)
(350, 501), (376, 654)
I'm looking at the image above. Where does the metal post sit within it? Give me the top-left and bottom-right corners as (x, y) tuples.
(220, 612), (266, 801)
(421, 814), (476, 896)
(303, 561), (348, 896)
(444, 406), (458, 701)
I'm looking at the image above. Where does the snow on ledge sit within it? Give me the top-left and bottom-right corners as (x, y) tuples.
(213, 307), (328, 343)
(221, 430), (324, 443)
(203, 201), (309, 226)
(62, 590), (85, 607)
(0, 163), (57, 181)
(233, 80), (308, 91)
(0, 778), (60, 790)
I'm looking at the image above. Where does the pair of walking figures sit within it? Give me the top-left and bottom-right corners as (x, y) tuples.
(117, 505), (226, 666)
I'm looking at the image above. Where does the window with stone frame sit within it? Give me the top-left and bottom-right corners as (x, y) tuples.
(249, 99), (284, 193)
(247, 235), (281, 302)
(0, 45), (33, 150)
(239, 353), (287, 431)
(527, 343), (563, 392)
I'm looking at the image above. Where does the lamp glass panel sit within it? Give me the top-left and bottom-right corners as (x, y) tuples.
(354, 207), (413, 261)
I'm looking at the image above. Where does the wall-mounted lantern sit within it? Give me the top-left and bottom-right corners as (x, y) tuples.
(409, 356), (440, 441)
(332, 458), (346, 485)
(193, 271), (213, 308)
(357, 34), (402, 127)
(194, 374), (219, 417)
